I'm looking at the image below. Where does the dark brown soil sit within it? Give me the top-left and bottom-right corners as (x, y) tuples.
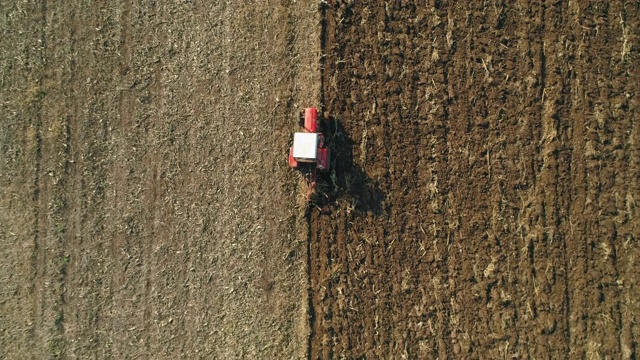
(310, 1), (639, 358)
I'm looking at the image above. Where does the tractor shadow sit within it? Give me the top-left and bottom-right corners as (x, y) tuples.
(313, 116), (385, 216)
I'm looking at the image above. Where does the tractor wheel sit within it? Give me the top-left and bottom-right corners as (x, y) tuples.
(299, 110), (305, 127)
(319, 148), (330, 173)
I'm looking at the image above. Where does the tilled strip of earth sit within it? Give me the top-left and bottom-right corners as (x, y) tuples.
(309, 1), (638, 359)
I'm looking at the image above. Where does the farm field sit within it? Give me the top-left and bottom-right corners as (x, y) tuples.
(310, 1), (639, 359)
(1, 1), (319, 358)
(0, 1), (638, 359)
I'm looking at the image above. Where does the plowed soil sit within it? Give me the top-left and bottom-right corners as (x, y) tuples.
(310, 1), (639, 358)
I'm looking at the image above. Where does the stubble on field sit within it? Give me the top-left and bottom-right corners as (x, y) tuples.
(0, 1), (321, 358)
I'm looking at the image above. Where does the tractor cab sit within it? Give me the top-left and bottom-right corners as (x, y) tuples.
(288, 107), (330, 171)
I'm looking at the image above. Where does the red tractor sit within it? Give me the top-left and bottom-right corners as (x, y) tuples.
(288, 107), (330, 171)
(288, 107), (330, 200)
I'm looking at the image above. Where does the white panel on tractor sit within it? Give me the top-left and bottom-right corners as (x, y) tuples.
(293, 132), (318, 160)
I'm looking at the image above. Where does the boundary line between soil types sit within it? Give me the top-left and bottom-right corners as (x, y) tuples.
(305, 207), (315, 360)
(305, 3), (328, 359)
